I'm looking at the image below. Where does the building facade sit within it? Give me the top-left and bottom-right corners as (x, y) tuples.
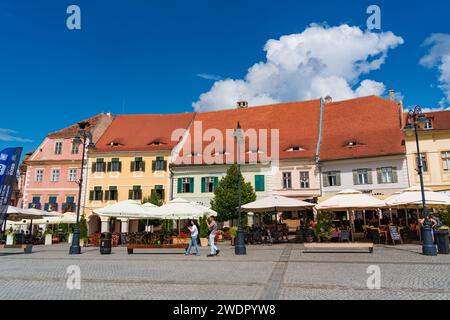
(20, 113), (113, 213)
(84, 113), (195, 234)
(318, 96), (409, 198)
(405, 110), (450, 193)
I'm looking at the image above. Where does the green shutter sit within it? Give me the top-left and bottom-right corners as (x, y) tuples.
(255, 175), (265, 192)
(107, 162), (112, 172)
(91, 163), (97, 173)
(336, 172), (341, 186)
(352, 170), (358, 185)
(376, 168), (382, 184)
(367, 169), (373, 184)
(141, 161), (145, 172)
(177, 178), (182, 193)
(190, 177), (194, 193)
(89, 191), (94, 201)
(152, 160), (156, 171)
(214, 177), (219, 191)
(201, 177), (206, 193)
(104, 191), (110, 201)
(322, 173), (329, 187)
(163, 160), (168, 171)
(118, 162), (122, 172)
(392, 167), (398, 183)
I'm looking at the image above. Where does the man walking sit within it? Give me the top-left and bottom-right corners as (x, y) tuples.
(186, 220), (201, 256)
(207, 215), (220, 257)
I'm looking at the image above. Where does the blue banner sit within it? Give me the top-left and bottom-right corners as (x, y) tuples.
(0, 148), (23, 229)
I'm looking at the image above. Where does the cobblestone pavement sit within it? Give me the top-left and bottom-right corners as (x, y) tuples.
(0, 243), (449, 300)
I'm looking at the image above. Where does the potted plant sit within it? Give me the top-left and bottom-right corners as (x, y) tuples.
(198, 215), (209, 247)
(315, 212), (333, 242)
(79, 214), (89, 247)
(5, 228), (15, 245)
(44, 228), (53, 245)
(229, 226), (238, 246)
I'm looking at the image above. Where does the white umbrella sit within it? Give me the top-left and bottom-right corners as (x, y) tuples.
(190, 202), (217, 216)
(158, 198), (212, 219)
(5, 206), (46, 221)
(31, 212), (78, 225)
(385, 185), (450, 208)
(242, 195), (314, 213)
(316, 189), (386, 210)
(94, 200), (155, 219)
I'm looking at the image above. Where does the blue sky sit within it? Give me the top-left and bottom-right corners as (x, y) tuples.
(0, 0), (449, 154)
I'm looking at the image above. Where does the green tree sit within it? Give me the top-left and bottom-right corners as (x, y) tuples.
(211, 164), (256, 224)
(79, 214), (88, 240)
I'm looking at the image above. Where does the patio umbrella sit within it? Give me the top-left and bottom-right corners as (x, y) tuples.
(190, 202), (218, 216)
(241, 195), (314, 213)
(316, 189), (386, 210)
(385, 185), (450, 208)
(94, 200), (158, 219)
(5, 206), (46, 221)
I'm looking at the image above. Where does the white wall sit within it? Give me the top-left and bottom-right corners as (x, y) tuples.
(321, 155), (409, 197)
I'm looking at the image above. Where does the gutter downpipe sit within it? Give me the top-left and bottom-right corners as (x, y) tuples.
(316, 97), (325, 199)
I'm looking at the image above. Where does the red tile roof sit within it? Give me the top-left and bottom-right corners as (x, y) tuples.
(47, 113), (110, 139)
(420, 109), (450, 131)
(176, 99), (321, 164)
(94, 113), (195, 152)
(320, 96), (405, 161)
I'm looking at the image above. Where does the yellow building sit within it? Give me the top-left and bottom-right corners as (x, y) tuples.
(405, 110), (450, 193)
(83, 113), (195, 234)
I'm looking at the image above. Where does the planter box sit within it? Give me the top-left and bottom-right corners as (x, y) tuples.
(45, 234), (52, 246)
(6, 234), (14, 245)
(172, 237), (190, 245)
(200, 238), (208, 247)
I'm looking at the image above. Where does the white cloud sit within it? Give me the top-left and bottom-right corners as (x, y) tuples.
(0, 128), (32, 143)
(420, 33), (450, 107)
(197, 73), (223, 81)
(193, 24), (404, 111)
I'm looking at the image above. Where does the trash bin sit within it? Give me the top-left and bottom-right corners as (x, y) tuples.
(100, 232), (112, 254)
(434, 230), (449, 255)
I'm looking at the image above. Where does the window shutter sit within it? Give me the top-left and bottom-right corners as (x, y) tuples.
(352, 170), (358, 185)
(376, 168), (382, 184)
(190, 177), (194, 193)
(107, 162), (112, 172)
(118, 162), (122, 172)
(130, 162), (135, 172)
(322, 174), (329, 187)
(151, 189), (156, 199)
(163, 160), (168, 171)
(152, 160), (156, 171)
(392, 167), (398, 183)
(89, 191), (94, 201)
(177, 178), (182, 193)
(99, 191), (104, 201)
(201, 177), (206, 193)
(161, 189), (165, 201)
(255, 175), (264, 192)
(141, 161), (146, 172)
(62, 203), (67, 212)
(92, 163), (97, 173)
(128, 190), (133, 200)
(105, 191), (110, 201)
(44, 203), (49, 211)
(367, 169), (373, 184)
(138, 189), (142, 200)
(214, 177), (219, 191)
(336, 172), (341, 186)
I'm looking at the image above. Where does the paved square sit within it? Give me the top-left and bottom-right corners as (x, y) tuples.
(0, 243), (449, 300)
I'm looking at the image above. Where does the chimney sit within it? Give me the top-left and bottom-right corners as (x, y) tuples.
(324, 96), (333, 103)
(389, 88), (395, 101)
(237, 101), (248, 109)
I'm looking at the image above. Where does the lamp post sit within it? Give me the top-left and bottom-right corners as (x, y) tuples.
(233, 122), (246, 255)
(69, 121), (94, 255)
(404, 106), (437, 256)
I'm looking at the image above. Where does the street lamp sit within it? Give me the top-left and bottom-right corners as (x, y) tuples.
(69, 121), (94, 255)
(233, 122), (246, 255)
(404, 106), (437, 256)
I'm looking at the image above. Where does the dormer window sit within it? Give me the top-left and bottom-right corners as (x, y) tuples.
(246, 149), (264, 154)
(109, 141), (122, 147)
(148, 139), (167, 146)
(286, 146), (304, 152)
(424, 119), (433, 129)
(345, 141), (364, 148)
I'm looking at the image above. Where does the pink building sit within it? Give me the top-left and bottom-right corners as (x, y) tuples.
(20, 113), (113, 213)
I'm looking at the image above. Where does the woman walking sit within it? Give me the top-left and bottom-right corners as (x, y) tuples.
(207, 215), (220, 257)
(185, 220), (201, 256)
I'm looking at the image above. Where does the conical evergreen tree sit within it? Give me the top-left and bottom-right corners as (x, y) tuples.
(211, 164), (256, 224)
